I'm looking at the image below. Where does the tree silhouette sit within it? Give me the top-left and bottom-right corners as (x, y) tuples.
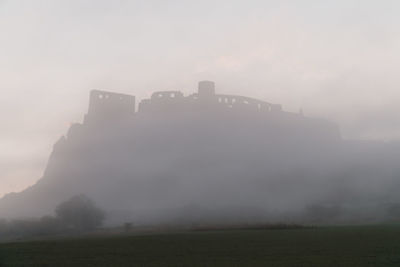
(55, 194), (105, 231)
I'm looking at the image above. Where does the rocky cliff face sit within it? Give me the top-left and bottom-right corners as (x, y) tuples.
(2, 82), (398, 225)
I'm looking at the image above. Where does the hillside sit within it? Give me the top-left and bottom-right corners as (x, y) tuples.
(1, 81), (399, 225)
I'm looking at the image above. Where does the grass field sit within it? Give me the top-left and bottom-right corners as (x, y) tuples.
(1, 225), (400, 266)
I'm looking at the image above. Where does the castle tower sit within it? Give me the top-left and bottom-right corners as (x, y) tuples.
(85, 90), (135, 124)
(198, 81), (215, 99)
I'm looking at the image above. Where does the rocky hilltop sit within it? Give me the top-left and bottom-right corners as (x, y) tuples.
(2, 81), (399, 225)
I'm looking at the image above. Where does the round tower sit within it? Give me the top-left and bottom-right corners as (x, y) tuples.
(198, 81), (215, 98)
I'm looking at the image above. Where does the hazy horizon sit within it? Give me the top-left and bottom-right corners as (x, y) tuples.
(2, 0), (400, 197)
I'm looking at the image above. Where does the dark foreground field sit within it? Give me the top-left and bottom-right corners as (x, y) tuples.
(1, 226), (400, 266)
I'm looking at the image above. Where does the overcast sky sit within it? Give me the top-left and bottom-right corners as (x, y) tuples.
(1, 0), (400, 197)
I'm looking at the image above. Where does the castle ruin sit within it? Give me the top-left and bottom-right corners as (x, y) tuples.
(84, 81), (286, 124)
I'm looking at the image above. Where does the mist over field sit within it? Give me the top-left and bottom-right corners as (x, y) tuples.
(2, 1), (400, 230)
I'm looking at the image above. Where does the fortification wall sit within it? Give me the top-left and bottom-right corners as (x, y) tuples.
(85, 90), (135, 124)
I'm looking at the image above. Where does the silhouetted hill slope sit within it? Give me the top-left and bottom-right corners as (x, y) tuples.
(2, 82), (399, 224)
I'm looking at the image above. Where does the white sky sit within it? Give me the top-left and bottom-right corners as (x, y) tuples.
(1, 0), (400, 197)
